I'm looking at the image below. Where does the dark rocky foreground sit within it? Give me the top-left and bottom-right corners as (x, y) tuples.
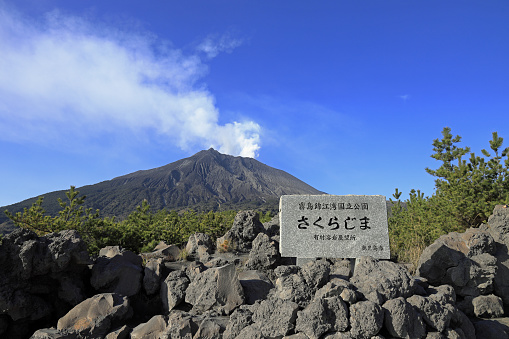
(3, 207), (509, 338)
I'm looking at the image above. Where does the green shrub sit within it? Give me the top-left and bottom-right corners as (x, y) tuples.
(390, 127), (509, 270)
(258, 210), (274, 223)
(4, 186), (108, 252)
(4, 187), (240, 256)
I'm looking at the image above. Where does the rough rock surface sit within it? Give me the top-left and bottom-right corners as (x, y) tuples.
(161, 311), (193, 339)
(351, 256), (415, 304)
(216, 210), (265, 252)
(244, 232), (280, 270)
(274, 260), (331, 307)
(349, 300), (384, 338)
(105, 325), (130, 339)
(0, 229), (91, 338)
(485, 205), (509, 306)
(143, 258), (164, 296)
(416, 230), (498, 298)
(263, 213), (280, 237)
(238, 270), (274, 305)
(130, 314), (167, 339)
(57, 293), (132, 338)
(295, 296), (348, 339)
(383, 297), (426, 338)
(186, 233), (213, 261)
(472, 294), (504, 318)
(407, 294), (454, 332)
(252, 297), (299, 338)
(222, 305), (254, 339)
(193, 318), (222, 339)
(90, 246), (143, 297)
(160, 270), (190, 313)
(185, 263), (244, 315)
(142, 242), (184, 262)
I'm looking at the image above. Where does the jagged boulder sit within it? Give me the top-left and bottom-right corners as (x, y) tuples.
(186, 233), (213, 261)
(472, 294), (504, 318)
(330, 258), (355, 279)
(262, 213), (280, 237)
(252, 297), (299, 338)
(141, 242), (182, 262)
(185, 263), (244, 315)
(244, 232), (281, 270)
(216, 210), (265, 252)
(105, 325), (130, 339)
(161, 311), (194, 339)
(274, 260), (331, 307)
(350, 256), (415, 304)
(56, 293), (132, 338)
(313, 278), (357, 302)
(160, 270), (190, 313)
(143, 258), (164, 296)
(416, 230), (498, 298)
(193, 318), (222, 339)
(223, 305), (254, 339)
(485, 205), (509, 305)
(90, 246), (143, 297)
(407, 294), (454, 332)
(301, 259), (331, 289)
(0, 229), (91, 338)
(463, 227), (497, 257)
(417, 240), (465, 286)
(349, 300), (384, 338)
(238, 270), (274, 305)
(486, 205), (509, 245)
(130, 314), (167, 339)
(295, 296), (349, 339)
(382, 297), (426, 338)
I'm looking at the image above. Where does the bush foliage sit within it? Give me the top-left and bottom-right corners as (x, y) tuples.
(5, 186), (273, 255)
(389, 127), (509, 268)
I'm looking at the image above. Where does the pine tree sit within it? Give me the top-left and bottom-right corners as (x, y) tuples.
(389, 127), (509, 268)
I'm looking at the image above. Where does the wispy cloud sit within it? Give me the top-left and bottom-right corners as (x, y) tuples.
(0, 6), (260, 157)
(196, 32), (243, 59)
(398, 94), (410, 101)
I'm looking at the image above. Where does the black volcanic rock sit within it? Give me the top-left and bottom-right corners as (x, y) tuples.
(1, 149), (323, 227)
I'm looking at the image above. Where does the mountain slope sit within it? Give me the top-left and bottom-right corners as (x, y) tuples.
(1, 149), (324, 228)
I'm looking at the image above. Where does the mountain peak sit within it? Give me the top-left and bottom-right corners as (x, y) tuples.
(202, 147), (219, 154)
(1, 149), (324, 223)
(192, 147), (222, 159)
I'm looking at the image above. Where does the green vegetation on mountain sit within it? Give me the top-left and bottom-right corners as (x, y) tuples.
(390, 127), (509, 269)
(5, 186), (273, 255)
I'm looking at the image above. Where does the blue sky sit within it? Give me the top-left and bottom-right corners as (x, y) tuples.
(1, 0), (508, 207)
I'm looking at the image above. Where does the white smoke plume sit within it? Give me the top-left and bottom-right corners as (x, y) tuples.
(0, 6), (261, 157)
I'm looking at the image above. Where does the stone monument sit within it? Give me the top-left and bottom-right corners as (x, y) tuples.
(279, 195), (390, 261)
